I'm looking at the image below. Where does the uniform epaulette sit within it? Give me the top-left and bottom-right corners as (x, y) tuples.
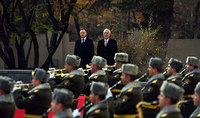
(197, 113), (200, 117)
(127, 88), (133, 92)
(94, 76), (98, 79)
(171, 78), (176, 81)
(152, 80), (157, 83)
(161, 113), (168, 117)
(33, 90), (39, 93)
(94, 109), (100, 114)
(69, 74), (75, 78)
(189, 74), (194, 77)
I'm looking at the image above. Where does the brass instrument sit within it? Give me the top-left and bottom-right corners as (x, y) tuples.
(14, 83), (32, 87)
(136, 73), (148, 82)
(136, 101), (158, 118)
(48, 68), (66, 73)
(54, 73), (69, 78)
(180, 68), (187, 75)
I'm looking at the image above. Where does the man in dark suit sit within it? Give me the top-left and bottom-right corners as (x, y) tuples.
(74, 29), (94, 69)
(97, 28), (118, 65)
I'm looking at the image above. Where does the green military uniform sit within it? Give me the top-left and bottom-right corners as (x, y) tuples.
(85, 100), (110, 118)
(0, 76), (15, 118)
(84, 70), (107, 96)
(181, 69), (200, 118)
(49, 70), (85, 110)
(108, 68), (122, 87)
(142, 74), (165, 102)
(0, 94), (15, 118)
(142, 74), (165, 118)
(48, 70), (85, 98)
(110, 81), (124, 99)
(167, 73), (182, 87)
(13, 83), (52, 117)
(108, 81), (143, 118)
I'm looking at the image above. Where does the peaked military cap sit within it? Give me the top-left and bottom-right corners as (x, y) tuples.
(122, 64), (138, 75)
(160, 81), (184, 100)
(53, 88), (74, 107)
(90, 82), (109, 96)
(195, 82), (200, 96)
(186, 56), (199, 67)
(149, 57), (163, 70)
(0, 76), (11, 94)
(114, 53), (128, 62)
(65, 54), (81, 68)
(91, 56), (107, 68)
(168, 58), (183, 72)
(33, 68), (48, 82)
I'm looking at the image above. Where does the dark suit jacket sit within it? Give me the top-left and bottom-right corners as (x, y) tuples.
(97, 39), (118, 65)
(74, 38), (94, 68)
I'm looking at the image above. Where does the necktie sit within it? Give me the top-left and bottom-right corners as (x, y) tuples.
(82, 38), (84, 43)
(105, 40), (108, 47)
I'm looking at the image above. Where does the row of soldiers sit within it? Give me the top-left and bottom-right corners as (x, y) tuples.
(1, 53), (200, 118)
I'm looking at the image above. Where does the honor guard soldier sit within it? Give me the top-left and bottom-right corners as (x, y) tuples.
(51, 88), (74, 118)
(0, 76), (15, 118)
(108, 52), (128, 86)
(13, 68), (52, 118)
(181, 56), (200, 118)
(108, 64), (143, 118)
(49, 54), (85, 109)
(156, 81), (184, 118)
(141, 57), (165, 118)
(108, 53), (128, 98)
(83, 56), (107, 98)
(166, 58), (183, 86)
(190, 82), (200, 118)
(74, 82), (110, 118)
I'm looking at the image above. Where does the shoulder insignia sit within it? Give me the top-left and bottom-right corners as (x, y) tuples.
(69, 74), (75, 78)
(64, 80), (70, 86)
(94, 76), (98, 79)
(147, 86), (153, 92)
(127, 88), (133, 92)
(190, 74), (194, 77)
(197, 113), (200, 117)
(152, 80), (157, 83)
(28, 95), (35, 99)
(34, 90), (39, 93)
(184, 79), (191, 85)
(122, 95), (128, 102)
(94, 109), (101, 114)
(114, 74), (120, 78)
(118, 70), (122, 73)
(146, 77), (150, 80)
(171, 78), (176, 81)
(161, 113), (168, 117)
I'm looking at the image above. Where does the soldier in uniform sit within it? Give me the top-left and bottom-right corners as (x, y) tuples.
(108, 64), (143, 118)
(49, 54), (85, 109)
(190, 82), (200, 118)
(165, 58), (183, 86)
(141, 57), (165, 118)
(181, 56), (200, 118)
(0, 76), (15, 118)
(108, 52), (128, 98)
(83, 56), (107, 98)
(80, 82), (110, 118)
(13, 68), (52, 118)
(51, 88), (74, 118)
(156, 81), (184, 118)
